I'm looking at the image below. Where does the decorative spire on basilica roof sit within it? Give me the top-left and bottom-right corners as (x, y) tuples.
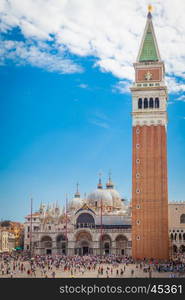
(74, 182), (81, 198)
(106, 170), (114, 189)
(39, 201), (43, 213)
(97, 172), (103, 189)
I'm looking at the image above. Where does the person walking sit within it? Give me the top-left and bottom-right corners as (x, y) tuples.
(52, 271), (56, 278)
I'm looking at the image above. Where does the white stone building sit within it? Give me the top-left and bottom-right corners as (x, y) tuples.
(24, 176), (132, 256)
(23, 176), (185, 257)
(168, 202), (185, 254)
(0, 230), (15, 253)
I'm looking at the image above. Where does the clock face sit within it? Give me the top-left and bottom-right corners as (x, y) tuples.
(136, 68), (161, 82)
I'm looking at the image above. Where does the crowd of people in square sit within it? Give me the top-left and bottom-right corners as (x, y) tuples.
(0, 253), (185, 278)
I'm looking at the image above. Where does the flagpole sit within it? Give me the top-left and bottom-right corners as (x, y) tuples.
(30, 197), (33, 258)
(100, 196), (103, 257)
(65, 194), (68, 255)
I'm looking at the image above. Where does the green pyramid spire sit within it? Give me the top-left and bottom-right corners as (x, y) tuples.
(138, 14), (160, 62)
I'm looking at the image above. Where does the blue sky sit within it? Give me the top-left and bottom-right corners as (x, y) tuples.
(0, 0), (185, 222)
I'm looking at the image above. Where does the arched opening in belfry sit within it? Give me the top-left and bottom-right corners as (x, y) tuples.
(138, 98), (142, 109)
(149, 97), (154, 108)
(155, 97), (159, 108)
(144, 98), (148, 108)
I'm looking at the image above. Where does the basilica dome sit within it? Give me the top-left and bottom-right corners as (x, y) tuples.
(108, 189), (120, 200)
(105, 175), (122, 208)
(87, 178), (113, 208)
(87, 189), (113, 207)
(69, 184), (83, 210)
(69, 196), (83, 210)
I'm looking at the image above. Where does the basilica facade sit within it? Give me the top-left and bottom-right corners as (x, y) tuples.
(23, 178), (185, 257)
(24, 176), (132, 256)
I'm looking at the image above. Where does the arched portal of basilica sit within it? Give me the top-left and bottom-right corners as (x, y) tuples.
(100, 234), (112, 255)
(56, 234), (68, 255)
(75, 231), (93, 255)
(40, 236), (52, 255)
(115, 235), (128, 256)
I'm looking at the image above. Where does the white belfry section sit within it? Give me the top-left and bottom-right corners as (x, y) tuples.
(131, 86), (168, 127)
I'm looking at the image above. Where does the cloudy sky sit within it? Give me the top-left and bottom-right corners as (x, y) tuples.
(0, 0), (185, 221)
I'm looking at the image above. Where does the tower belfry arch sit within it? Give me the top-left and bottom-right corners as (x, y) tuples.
(130, 7), (169, 260)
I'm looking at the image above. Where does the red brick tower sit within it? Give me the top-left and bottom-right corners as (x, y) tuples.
(131, 8), (169, 260)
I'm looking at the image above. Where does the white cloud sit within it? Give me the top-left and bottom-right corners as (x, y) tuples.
(89, 111), (110, 129)
(112, 80), (131, 94)
(166, 77), (185, 94)
(176, 95), (185, 102)
(0, 40), (82, 74)
(1, 0), (185, 89)
(94, 111), (110, 121)
(89, 119), (110, 129)
(78, 83), (88, 89)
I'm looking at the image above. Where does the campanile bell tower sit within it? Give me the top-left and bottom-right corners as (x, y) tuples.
(130, 7), (169, 260)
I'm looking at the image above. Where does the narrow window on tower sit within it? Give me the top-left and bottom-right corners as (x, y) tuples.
(149, 97), (154, 108)
(136, 128), (140, 134)
(144, 98), (148, 109)
(138, 98), (142, 109)
(155, 97), (160, 108)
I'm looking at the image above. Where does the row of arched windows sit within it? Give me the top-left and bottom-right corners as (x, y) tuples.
(138, 97), (160, 109)
(170, 233), (185, 241)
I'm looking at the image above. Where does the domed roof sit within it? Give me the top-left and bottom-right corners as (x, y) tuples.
(87, 175), (113, 207)
(87, 188), (113, 206)
(69, 183), (83, 210)
(108, 189), (120, 199)
(70, 196), (83, 210)
(105, 174), (122, 207)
